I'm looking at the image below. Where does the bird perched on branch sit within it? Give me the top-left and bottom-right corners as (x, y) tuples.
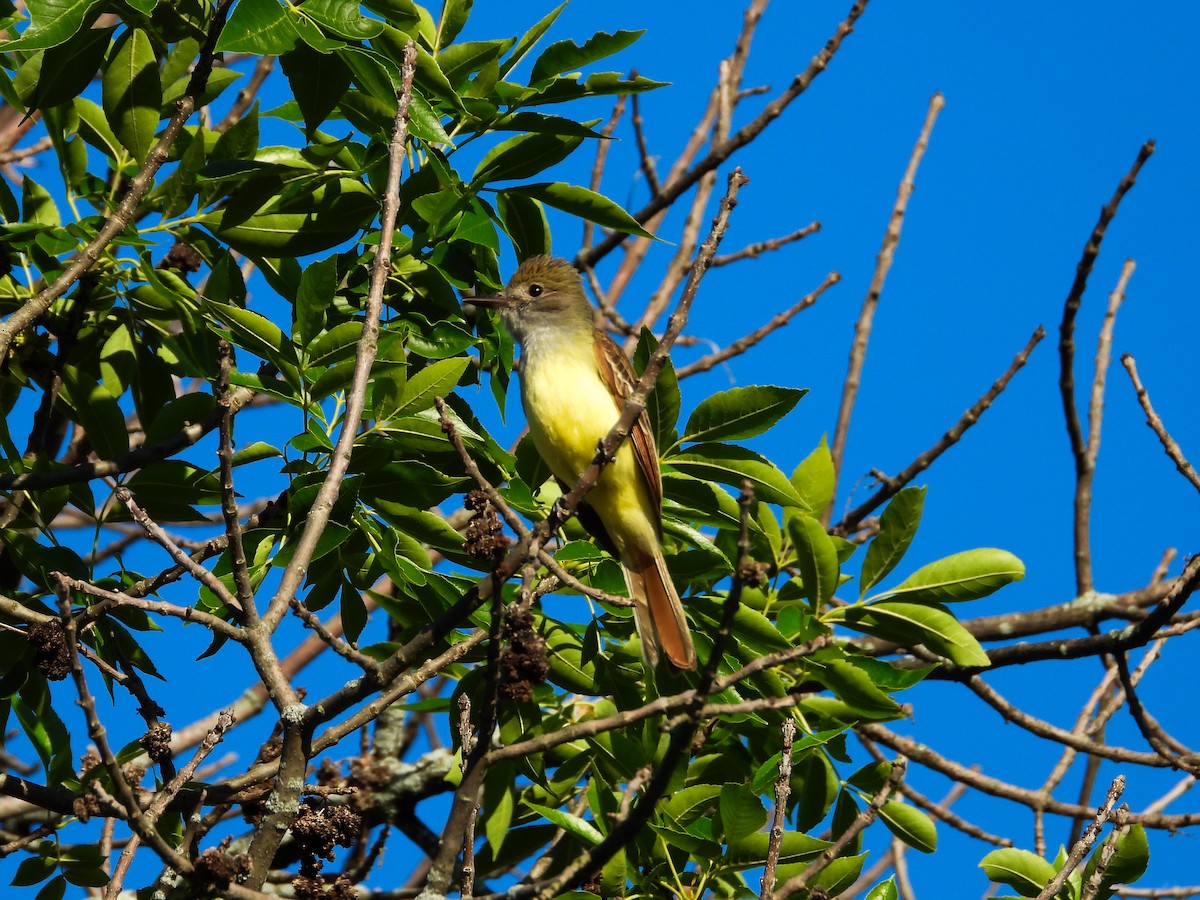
(472, 256), (696, 669)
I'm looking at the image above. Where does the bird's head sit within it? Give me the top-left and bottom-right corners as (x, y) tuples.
(470, 256), (593, 344)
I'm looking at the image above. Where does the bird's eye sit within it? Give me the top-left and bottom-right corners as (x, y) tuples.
(528, 284), (543, 297)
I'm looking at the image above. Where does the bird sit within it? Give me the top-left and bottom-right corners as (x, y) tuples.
(472, 256), (697, 669)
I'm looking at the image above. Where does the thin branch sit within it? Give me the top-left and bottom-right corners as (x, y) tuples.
(115, 487), (242, 613)
(1058, 142), (1154, 591)
(676, 271), (841, 378)
(0, 135), (53, 164)
(860, 722), (1200, 830)
(1122, 354), (1200, 494)
(1036, 776), (1125, 900)
(1072, 258), (1136, 593)
(0, 386), (254, 491)
(579, 0), (869, 269)
(1081, 807), (1131, 900)
(965, 674), (1165, 768)
(630, 86), (660, 196)
(710, 221), (822, 267)
(581, 94), (627, 251)
(216, 54), (275, 132)
(835, 323), (1044, 535)
(55, 582), (195, 878)
(1114, 652), (1200, 773)
(760, 719), (796, 900)
(262, 42), (417, 632)
(826, 92), (944, 524)
(244, 43), (419, 892)
(216, 339), (257, 621)
(773, 759), (905, 898)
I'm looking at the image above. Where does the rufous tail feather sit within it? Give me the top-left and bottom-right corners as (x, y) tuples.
(624, 547), (696, 670)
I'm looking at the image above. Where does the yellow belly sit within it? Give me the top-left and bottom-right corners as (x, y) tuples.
(521, 340), (658, 557)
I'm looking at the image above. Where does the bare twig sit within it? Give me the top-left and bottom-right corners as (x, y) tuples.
(581, 94), (627, 251)
(1122, 355), (1200, 494)
(1058, 142), (1154, 591)
(676, 271), (841, 378)
(1081, 806), (1132, 900)
(579, 0), (869, 270)
(760, 719), (796, 900)
(1036, 776), (1125, 899)
(630, 87), (660, 196)
(827, 92), (944, 524)
(115, 487), (242, 613)
(773, 759), (905, 898)
(835, 324), (1044, 535)
(243, 42), (419, 891)
(710, 221), (822, 267)
(1071, 258), (1136, 594)
(216, 340), (256, 621)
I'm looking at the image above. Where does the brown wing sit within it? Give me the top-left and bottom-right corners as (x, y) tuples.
(593, 330), (663, 525)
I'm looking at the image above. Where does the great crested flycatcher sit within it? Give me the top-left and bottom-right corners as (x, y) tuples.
(473, 256), (697, 670)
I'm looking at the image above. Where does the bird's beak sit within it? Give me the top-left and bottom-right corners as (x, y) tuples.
(466, 294), (515, 309)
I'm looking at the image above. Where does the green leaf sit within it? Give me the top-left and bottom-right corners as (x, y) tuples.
(21, 176), (59, 226)
(503, 182), (654, 240)
(496, 190), (551, 260)
(790, 436), (835, 517)
(12, 855), (55, 887)
(724, 832), (828, 870)
(528, 29), (643, 86)
(669, 443), (804, 508)
(865, 880), (898, 900)
(682, 386), (806, 445)
(300, 0), (383, 40)
(632, 327), (680, 452)
(231, 441), (282, 466)
(307, 321), (363, 368)
(860, 486), (926, 596)
(718, 783), (767, 839)
(58, 367), (129, 460)
(809, 852), (868, 896)
(2, 0), (101, 51)
(204, 176), (377, 255)
(484, 780), (515, 856)
(30, 24), (114, 109)
(294, 254), (337, 344)
(662, 471), (747, 533)
(493, 110), (605, 138)
(437, 38), (508, 87)
(878, 800), (937, 853)
(73, 97), (123, 161)
(980, 848), (1056, 896)
(523, 801), (603, 847)
(787, 513), (838, 605)
(102, 28), (162, 163)
(281, 42), (352, 136)
(498, 1), (567, 79)
(435, 0), (472, 49)
(206, 301), (299, 374)
(829, 601), (990, 668)
(815, 657), (901, 718)
(871, 548), (1025, 604)
(472, 131), (583, 185)
(392, 356), (470, 417)
(216, 0), (300, 54)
